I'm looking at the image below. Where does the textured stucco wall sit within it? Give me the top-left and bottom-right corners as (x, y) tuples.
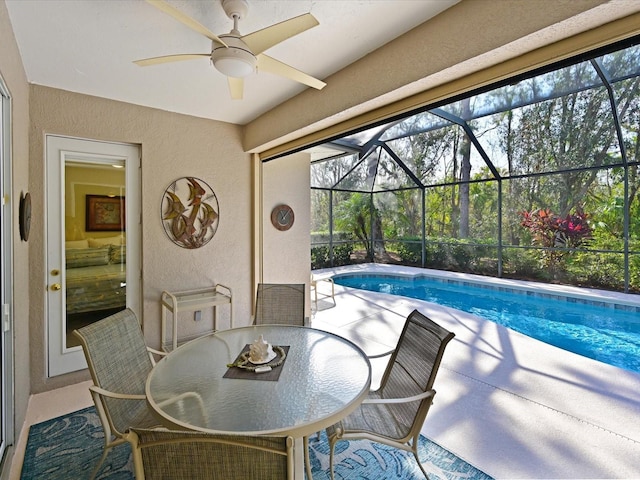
(262, 152), (311, 317)
(0, 0), (31, 451)
(28, 85), (253, 393)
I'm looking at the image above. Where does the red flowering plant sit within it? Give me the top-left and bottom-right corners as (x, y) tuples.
(519, 208), (592, 274)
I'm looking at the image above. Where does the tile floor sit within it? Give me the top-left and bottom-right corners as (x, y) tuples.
(9, 264), (640, 479)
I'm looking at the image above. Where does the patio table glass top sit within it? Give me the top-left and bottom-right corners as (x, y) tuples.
(146, 324), (372, 438)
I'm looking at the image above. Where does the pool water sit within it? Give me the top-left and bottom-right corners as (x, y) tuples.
(334, 273), (640, 374)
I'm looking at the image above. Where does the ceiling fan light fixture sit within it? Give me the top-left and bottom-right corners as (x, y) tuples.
(212, 35), (256, 78)
(213, 49), (256, 77)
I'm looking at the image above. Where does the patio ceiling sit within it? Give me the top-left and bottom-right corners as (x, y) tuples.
(5, 0), (458, 125)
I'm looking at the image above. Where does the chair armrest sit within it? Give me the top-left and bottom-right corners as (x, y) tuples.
(89, 385), (146, 401)
(363, 389), (435, 405)
(157, 390), (203, 407)
(147, 347), (167, 365)
(215, 283), (232, 297)
(147, 347), (166, 357)
(157, 391), (209, 425)
(367, 349), (394, 360)
(311, 275), (335, 287)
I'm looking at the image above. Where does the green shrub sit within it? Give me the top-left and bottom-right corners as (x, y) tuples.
(311, 245), (330, 269)
(424, 239), (474, 271)
(450, 242), (474, 270)
(311, 242), (354, 269)
(333, 242), (354, 266)
(567, 251), (625, 291)
(314, 232), (639, 292)
(394, 237), (422, 264)
(311, 231), (354, 244)
(629, 254), (640, 292)
(502, 248), (548, 281)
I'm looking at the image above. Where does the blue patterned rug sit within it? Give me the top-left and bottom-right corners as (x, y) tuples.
(21, 406), (492, 479)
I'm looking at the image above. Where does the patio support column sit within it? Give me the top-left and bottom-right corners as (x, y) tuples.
(498, 179), (503, 277)
(369, 191), (374, 262)
(422, 187), (426, 268)
(252, 153), (263, 296)
(329, 189), (334, 267)
(592, 58), (631, 292)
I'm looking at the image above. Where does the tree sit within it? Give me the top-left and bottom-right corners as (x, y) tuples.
(334, 193), (385, 260)
(458, 98), (473, 238)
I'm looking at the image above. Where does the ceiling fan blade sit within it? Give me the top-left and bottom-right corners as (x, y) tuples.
(257, 54), (326, 90)
(134, 54), (210, 67)
(228, 77), (244, 100)
(242, 13), (318, 55)
(146, 0), (228, 47)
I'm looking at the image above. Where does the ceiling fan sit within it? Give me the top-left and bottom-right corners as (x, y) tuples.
(135, 0), (326, 100)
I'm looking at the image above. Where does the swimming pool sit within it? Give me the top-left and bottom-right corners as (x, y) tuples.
(333, 273), (640, 374)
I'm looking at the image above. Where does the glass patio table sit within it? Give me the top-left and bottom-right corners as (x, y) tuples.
(145, 324), (372, 479)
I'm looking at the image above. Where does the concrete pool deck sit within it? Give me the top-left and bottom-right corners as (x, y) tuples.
(311, 263), (640, 479)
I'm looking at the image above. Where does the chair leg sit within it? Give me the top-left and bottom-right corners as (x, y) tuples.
(411, 436), (430, 480)
(413, 450), (430, 480)
(328, 436), (337, 480)
(304, 436), (313, 480)
(89, 445), (110, 480)
(90, 392), (113, 480)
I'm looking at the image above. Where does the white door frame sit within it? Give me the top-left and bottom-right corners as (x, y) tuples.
(45, 135), (141, 377)
(0, 76), (14, 462)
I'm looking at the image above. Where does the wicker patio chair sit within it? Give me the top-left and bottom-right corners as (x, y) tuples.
(325, 309), (455, 480)
(254, 283), (305, 326)
(73, 308), (167, 479)
(310, 273), (335, 308)
(127, 428), (294, 480)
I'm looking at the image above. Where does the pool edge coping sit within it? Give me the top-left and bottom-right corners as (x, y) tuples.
(316, 263), (640, 310)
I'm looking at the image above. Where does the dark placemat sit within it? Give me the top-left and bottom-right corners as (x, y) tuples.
(223, 345), (290, 381)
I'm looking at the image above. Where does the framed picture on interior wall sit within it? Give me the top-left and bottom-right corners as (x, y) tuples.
(86, 195), (125, 231)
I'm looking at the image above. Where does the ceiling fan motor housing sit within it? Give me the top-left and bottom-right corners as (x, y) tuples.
(221, 0), (249, 21)
(211, 35), (256, 78)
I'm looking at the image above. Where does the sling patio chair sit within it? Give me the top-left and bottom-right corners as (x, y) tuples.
(253, 282), (315, 477)
(127, 428), (294, 480)
(254, 283), (306, 326)
(73, 308), (168, 479)
(325, 309), (455, 480)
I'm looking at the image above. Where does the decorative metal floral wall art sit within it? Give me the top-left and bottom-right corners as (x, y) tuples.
(162, 177), (219, 249)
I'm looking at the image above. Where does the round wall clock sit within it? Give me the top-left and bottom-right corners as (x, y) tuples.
(271, 204), (294, 231)
(19, 192), (31, 242)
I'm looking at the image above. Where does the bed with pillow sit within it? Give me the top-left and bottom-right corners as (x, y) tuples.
(65, 236), (127, 315)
